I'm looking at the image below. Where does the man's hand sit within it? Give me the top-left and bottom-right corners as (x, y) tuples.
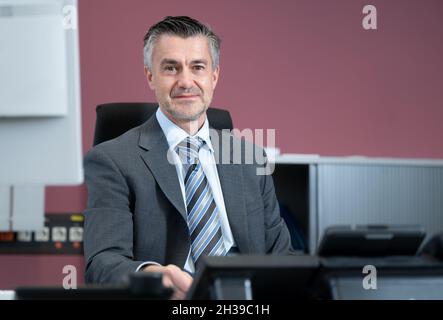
(142, 264), (193, 300)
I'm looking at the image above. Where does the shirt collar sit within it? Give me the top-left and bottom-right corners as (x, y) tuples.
(155, 107), (214, 153)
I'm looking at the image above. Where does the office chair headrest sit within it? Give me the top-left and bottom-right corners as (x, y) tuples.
(93, 102), (233, 146)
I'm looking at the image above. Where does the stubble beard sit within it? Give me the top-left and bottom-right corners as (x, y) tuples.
(164, 100), (208, 122)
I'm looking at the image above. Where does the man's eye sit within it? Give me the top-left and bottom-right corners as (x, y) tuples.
(193, 65), (205, 71)
(164, 66), (177, 72)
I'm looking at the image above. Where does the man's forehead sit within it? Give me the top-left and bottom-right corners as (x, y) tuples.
(160, 58), (209, 66)
(152, 34), (211, 60)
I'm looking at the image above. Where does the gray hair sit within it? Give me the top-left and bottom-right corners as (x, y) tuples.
(143, 16), (220, 71)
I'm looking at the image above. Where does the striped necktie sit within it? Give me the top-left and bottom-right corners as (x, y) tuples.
(176, 136), (227, 266)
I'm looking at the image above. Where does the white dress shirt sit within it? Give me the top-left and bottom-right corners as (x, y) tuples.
(137, 108), (235, 274)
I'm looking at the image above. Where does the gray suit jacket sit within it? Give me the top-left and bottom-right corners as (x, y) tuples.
(83, 115), (294, 284)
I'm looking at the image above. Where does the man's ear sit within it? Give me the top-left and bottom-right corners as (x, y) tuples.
(144, 65), (155, 90)
(212, 65), (220, 90)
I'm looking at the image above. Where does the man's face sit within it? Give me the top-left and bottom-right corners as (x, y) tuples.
(145, 35), (219, 124)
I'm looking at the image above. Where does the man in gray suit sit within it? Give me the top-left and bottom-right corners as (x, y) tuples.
(84, 16), (294, 299)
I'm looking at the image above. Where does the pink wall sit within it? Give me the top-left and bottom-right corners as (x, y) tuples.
(0, 256), (84, 290)
(47, 0), (443, 213)
(1, 0), (442, 289)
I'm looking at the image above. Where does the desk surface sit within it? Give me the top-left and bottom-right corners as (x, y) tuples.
(273, 153), (443, 167)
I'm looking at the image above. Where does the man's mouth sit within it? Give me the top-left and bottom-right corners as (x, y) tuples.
(173, 95), (199, 99)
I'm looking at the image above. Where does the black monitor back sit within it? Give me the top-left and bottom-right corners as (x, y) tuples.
(187, 255), (320, 300)
(317, 225), (426, 257)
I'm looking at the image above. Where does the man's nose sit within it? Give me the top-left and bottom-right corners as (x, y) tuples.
(176, 68), (194, 89)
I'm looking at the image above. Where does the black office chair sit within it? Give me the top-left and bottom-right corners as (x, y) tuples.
(92, 102), (305, 252)
(93, 102), (233, 146)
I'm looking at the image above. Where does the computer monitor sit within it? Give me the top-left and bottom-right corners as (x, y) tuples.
(317, 225), (426, 257)
(187, 255), (320, 300)
(0, 0), (83, 230)
(15, 272), (173, 300)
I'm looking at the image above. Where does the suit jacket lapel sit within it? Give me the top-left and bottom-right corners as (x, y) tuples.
(138, 116), (187, 222)
(211, 129), (250, 253)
